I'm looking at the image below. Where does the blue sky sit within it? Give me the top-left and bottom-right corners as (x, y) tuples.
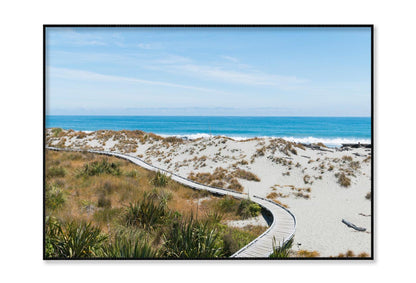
(46, 27), (371, 116)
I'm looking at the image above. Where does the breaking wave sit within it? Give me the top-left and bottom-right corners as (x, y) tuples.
(159, 133), (370, 147)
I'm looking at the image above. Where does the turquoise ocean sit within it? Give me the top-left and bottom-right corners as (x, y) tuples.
(46, 116), (371, 147)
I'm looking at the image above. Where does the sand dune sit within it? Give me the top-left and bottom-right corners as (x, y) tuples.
(46, 128), (372, 257)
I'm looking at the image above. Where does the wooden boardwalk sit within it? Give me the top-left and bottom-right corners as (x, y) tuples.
(46, 147), (296, 258)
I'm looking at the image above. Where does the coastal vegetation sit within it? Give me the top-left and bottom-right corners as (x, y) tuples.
(333, 250), (370, 258)
(269, 237), (293, 258)
(45, 128), (372, 258)
(188, 167), (260, 192)
(45, 150), (266, 258)
(335, 172), (351, 187)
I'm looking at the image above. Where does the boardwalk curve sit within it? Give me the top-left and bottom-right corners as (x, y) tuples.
(46, 147), (296, 258)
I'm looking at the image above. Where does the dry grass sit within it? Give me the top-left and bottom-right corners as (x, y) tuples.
(45, 150), (265, 258)
(188, 167), (260, 192)
(342, 155), (353, 162)
(227, 178), (243, 191)
(293, 143), (305, 150)
(335, 250), (370, 258)
(294, 192), (310, 199)
(188, 167), (237, 189)
(163, 136), (184, 143)
(233, 169), (260, 182)
(47, 129), (190, 153)
(335, 172), (351, 187)
(313, 142), (327, 148)
(297, 250), (320, 257)
(254, 146), (266, 157)
(267, 192), (278, 199)
(46, 151), (231, 229)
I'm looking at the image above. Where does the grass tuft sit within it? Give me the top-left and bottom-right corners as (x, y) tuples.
(342, 155), (353, 162)
(162, 215), (224, 258)
(45, 184), (65, 211)
(233, 169), (260, 182)
(269, 237), (293, 258)
(45, 217), (107, 258)
(267, 192), (278, 199)
(297, 250), (320, 257)
(150, 171), (170, 187)
(78, 159), (121, 177)
(103, 230), (158, 258)
(335, 172), (351, 187)
(123, 195), (170, 230)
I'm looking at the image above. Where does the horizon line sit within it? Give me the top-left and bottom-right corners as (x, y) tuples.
(46, 114), (371, 118)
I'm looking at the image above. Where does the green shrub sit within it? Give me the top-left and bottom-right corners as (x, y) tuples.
(237, 199), (261, 219)
(162, 215), (224, 258)
(103, 231), (158, 258)
(45, 218), (107, 258)
(47, 166), (66, 178)
(123, 195), (170, 230)
(205, 211), (223, 225)
(78, 159), (121, 177)
(45, 184), (65, 211)
(269, 237), (293, 258)
(221, 227), (259, 256)
(216, 196), (238, 213)
(148, 188), (172, 205)
(51, 128), (63, 137)
(150, 171), (170, 187)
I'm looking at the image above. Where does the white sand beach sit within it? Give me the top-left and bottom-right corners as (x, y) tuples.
(46, 129), (372, 257)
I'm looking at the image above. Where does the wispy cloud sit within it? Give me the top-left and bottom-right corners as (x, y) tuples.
(136, 43), (157, 49)
(147, 56), (308, 88)
(172, 64), (307, 86)
(48, 67), (229, 94)
(115, 42), (162, 50)
(48, 28), (108, 46)
(220, 55), (240, 63)
(48, 28), (162, 49)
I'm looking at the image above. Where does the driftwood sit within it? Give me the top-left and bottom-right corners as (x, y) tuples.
(341, 143), (371, 149)
(342, 219), (366, 232)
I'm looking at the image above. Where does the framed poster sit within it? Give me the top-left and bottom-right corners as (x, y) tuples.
(44, 25), (373, 260)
